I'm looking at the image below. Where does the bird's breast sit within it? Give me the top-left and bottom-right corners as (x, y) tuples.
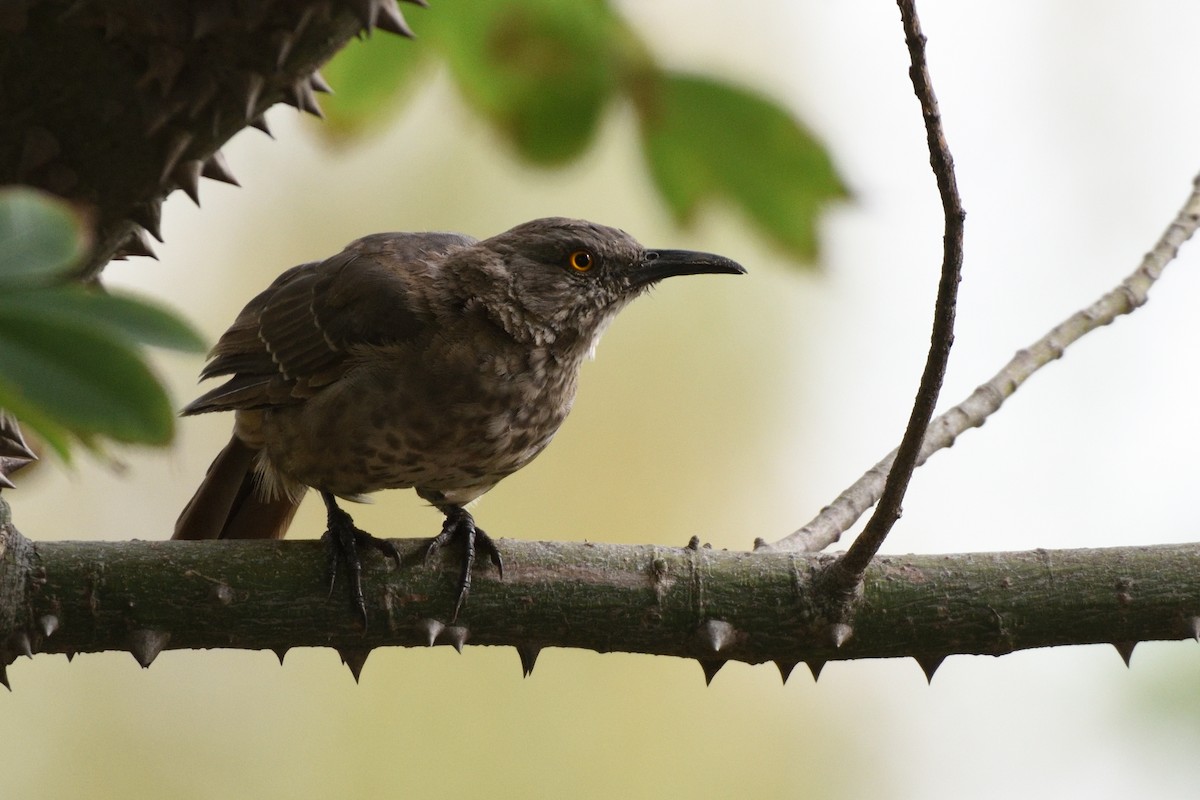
(256, 340), (582, 499)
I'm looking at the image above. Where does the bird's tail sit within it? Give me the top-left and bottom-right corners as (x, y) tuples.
(173, 435), (300, 540)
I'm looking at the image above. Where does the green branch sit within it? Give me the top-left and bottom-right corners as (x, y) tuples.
(2, 499), (1196, 686)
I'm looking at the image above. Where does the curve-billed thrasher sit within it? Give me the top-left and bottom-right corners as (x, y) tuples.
(174, 217), (744, 621)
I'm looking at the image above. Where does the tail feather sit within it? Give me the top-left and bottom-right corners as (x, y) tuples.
(174, 435), (300, 541)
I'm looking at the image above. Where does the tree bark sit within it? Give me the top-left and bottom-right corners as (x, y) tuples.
(3, 498), (1196, 681)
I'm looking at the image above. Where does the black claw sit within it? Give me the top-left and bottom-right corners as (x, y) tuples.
(454, 527), (476, 620)
(321, 491), (400, 627)
(425, 506), (503, 620)
(370, 536), (403, 568)
(424, 513), (459, 563)
(476, 527), (504, 579)
(324, 527), (341, 597)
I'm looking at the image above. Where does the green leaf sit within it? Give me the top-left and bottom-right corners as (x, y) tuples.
(426, 0), (629, 164)
(0, 197), (200, 453)
(0, 389), (74, 460)
(319, 27), (429, 139)
(0, 287), (206, 353)
(637, 73), (849, 262)
(0, 187), (90, 285)
(0, 307), (175, 446)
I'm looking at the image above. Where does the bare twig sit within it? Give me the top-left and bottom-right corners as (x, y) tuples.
(766, 173), (1200, 554)
(820, 0), (964, 585)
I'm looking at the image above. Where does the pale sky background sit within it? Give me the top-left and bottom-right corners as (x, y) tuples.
(6, 2), (1200, 798)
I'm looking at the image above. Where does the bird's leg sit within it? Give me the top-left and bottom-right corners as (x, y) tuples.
(321, 491), (402, 627)
(424, 505), (504, 620)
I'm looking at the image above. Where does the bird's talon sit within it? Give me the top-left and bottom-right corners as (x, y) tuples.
(359, 533), (403, 570)
(424, 505), (504, 619)
(321, 492), (399, 627)
(475, 529), (504, 579)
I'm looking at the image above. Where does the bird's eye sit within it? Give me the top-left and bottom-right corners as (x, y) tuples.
(568, 250), (594, 272)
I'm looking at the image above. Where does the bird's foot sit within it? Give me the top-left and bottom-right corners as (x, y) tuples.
(321, 492), (401, 627)
(424, 506), (503, 621)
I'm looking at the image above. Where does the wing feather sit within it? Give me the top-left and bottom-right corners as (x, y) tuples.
(183, 232), (475, 415)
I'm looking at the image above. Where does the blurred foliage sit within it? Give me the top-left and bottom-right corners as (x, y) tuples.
(0, 188), (205, 456)
(1, 3), (844, 458)
(638, 74), (845, 259)
(321, 0), (847, 261)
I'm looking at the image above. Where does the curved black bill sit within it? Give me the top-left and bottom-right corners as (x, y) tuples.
(632, 249), (747, 288)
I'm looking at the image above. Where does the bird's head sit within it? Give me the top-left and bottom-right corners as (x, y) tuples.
(461, 217), (745, 352)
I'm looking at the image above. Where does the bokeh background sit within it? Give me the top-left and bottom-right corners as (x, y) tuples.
(7, 1), (1200, 797)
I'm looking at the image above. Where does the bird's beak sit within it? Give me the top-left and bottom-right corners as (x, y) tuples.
(631, 249), (747, 288)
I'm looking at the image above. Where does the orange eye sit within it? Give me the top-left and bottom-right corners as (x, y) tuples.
(568, 250), (594, 272)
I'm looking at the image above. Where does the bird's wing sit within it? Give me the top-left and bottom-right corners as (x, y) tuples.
(183, 232), (474, 415)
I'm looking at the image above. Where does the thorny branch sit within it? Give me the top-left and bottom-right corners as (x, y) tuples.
(2, 515), (1200, 688)
(0, 0), (417, 278)
(821, 0), (964, 589)
(3, 1), (1199, 688)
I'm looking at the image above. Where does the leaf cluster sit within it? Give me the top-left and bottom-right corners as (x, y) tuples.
(321, 0), (847, 260)
(0, 189), (204, 455)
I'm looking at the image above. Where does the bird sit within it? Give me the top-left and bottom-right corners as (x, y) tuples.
(173, 217), (745, 623)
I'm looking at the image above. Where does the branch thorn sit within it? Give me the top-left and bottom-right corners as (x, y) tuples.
(128, 629), (170, 668)
(1113, 641), (1137, 668)
(38, 615), (59, 638)
(444, 626), (468, 653)
(417, 618), (444, 647)
(517, 645), (540, 678)
(828, 622), (854, 649)
(699, 659), (726, 686)
(915, 654), (944, 683)
(13, 632), (33, 659)
(338, 647), (371, 683)
(698, 619), (737, 654)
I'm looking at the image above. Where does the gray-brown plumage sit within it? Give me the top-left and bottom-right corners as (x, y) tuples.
(174, 217), (744, 621)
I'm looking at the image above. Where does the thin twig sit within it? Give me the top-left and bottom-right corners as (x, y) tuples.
(823, 0), (964, 583)
(765, 172), (1200, 554)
